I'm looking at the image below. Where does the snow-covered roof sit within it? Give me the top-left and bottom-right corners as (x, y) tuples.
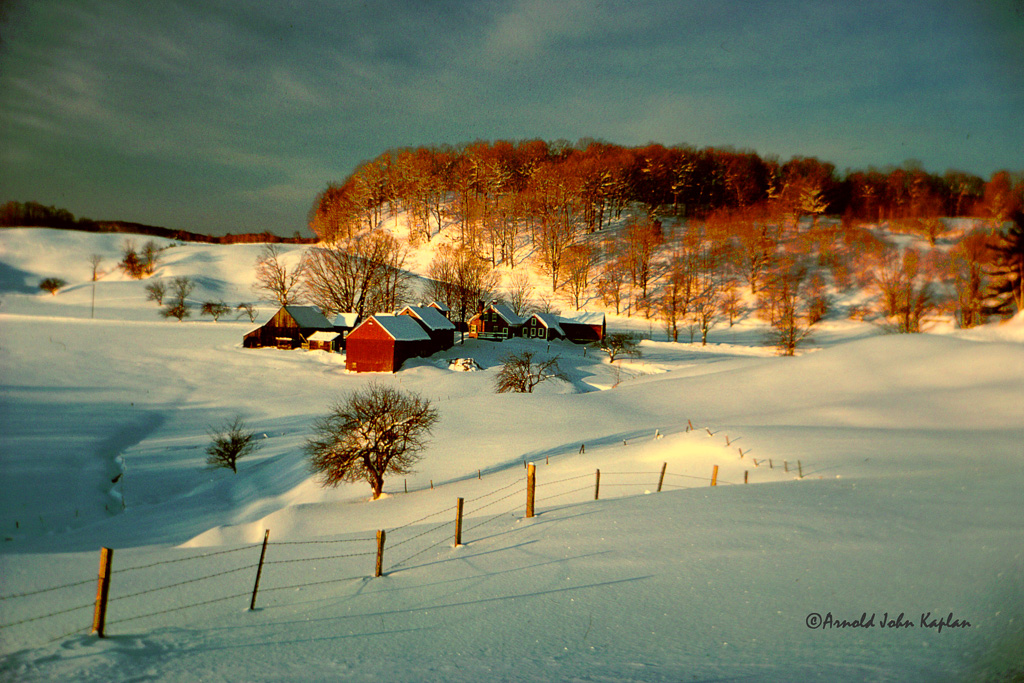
(399, 306), (456, 331)
(490, 302), (525, 326)
(332, 312), (359, 328)
(559, 311), (605, 326)
(284, 305), (332, 329)
(531, 313), (565, 335)
(307, 331), (340, 342)
(427, 301), (450, 313)
(366, 314), (431, 342)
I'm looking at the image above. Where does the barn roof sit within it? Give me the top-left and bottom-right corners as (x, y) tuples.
(490, 302), (525, 326)
(367, 314), (432, 342)
(332, 312), (359, 328)
(559, 311), (605, 326)
(307, 331), (340, 342)
(399, 305), (456, 331)
(284, 305), (332, 329)
(531, 313), (565, 335)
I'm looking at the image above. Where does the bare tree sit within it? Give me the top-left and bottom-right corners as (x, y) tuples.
(162, 276), (194, 321)
(494, 351), (567, 393)
(236, 302), (258, 323)
(426, 244), (500, 337)
(562, 242), (597, 310)
(253, 244), (305, 306)
(38, 277), (66, 295)
(201, 300), (231, 321)
(599, 332), (642, 363)
(305, 383), (439, 500)
(145, 281), (167, 305)
(761, 258), (817, 355)
(206, 416), (261, 473)
(506, 270), (535, 317)
(302, 230), (412, 318)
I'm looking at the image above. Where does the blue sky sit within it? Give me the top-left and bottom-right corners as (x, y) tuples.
(1, 0), (1021, 236)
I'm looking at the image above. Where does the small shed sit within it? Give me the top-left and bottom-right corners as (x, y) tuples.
(243, 305), (334, 350)
(398, 305), (456, 351)
(306, 330), (341, 352)
(345, 314), (433, 373)
(523, 313), (565, 341)
(558, 311), (606, 343)
(467, 302), (525, 341)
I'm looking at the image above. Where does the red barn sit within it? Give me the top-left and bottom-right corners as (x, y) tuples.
(345, 315), (433, 373)
(559, 312), (606, 343)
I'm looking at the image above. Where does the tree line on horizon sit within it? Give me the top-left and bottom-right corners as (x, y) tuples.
(0, 200), (315, 245)
(301, 139), (1022, 353)
(309, 139), (1023, 246)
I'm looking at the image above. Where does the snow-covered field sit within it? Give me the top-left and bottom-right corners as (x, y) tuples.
(1, 227), (1023, 682)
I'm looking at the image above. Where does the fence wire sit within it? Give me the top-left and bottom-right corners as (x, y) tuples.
(3, 437), (790, 650)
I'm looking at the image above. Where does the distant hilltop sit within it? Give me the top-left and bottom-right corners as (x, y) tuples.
(0, 200), (316, 244)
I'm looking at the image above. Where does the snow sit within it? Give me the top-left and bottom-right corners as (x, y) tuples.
(398, 305), (456, 331)
(283, 305), (332, 329)
(361, 314), (432, 342)
(1, 227), (1023, 682)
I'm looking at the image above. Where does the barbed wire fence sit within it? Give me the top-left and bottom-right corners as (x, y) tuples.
(0, 421), (804, 650)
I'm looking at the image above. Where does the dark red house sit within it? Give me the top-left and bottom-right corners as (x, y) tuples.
(345, 314), (433, 373)
(559, 312), (606, 343)
(467, 302), (525, 340)
(243, 306), (334, 350)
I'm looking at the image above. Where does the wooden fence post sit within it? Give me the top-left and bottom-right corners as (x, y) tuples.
(375, 530), (386, 577)
(769, 459), (774, 469)
(454, 498), (464, 547)
(738, 447), (744, 458)
(711, 465), (719, 487)
(784, 460), (789, 472)
(657, 462), (667, 492)
(725, 435), (730, 446)
(91, 547), (113, 637)
(594, 469), (601, 500)
(744, 470), (748, 484)
(526, 463), (536, 518)
(798, 460), (803, 478)
(249, 529), (269, 611)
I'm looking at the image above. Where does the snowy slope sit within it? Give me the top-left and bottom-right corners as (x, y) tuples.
(1, 228), (1023, 682)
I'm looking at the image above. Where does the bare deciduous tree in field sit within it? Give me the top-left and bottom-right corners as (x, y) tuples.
(38, 277), (66, 295)
(201, 300), (231, 321)
(305, 384), (439, 500)
(302, 230), (411, 318)
(494, 351), (567, 394)
(253, 244), (305, 306)
(206, 416), (261, 473)
(162, 276), (194, 321)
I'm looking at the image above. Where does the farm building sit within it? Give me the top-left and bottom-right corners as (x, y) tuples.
(398, 305), (456, 350)
(523, 313), (565, 341)
(467, 302), (525, 341)
(331, 312), (360, 348)
(306, 331), (340, 352)
(243, 305), (334, 350)
(559, 311), (606, 343)
(427, 301), (450, 318)
(345, 314), (434, 373)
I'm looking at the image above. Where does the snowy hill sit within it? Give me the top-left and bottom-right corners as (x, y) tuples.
(1, 227), (1023, 682)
